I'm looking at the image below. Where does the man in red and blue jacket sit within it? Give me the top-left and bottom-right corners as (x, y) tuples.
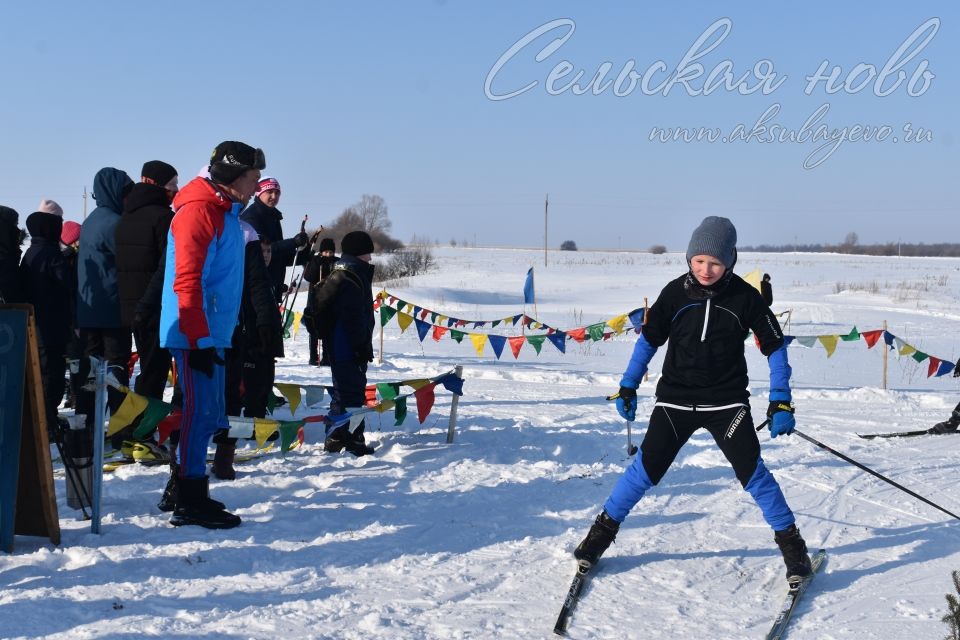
(159, 141), (265, 529)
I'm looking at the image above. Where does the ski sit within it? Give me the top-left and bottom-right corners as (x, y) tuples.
(553, 560), (593, 636)
(765, 549), (827, 640)
(857, 425), (960, 439)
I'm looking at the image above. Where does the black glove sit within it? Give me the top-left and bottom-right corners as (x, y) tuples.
(188, 348), (225, 378)
(294, 231), (309, 248)
(354, 347), (374, 365)
(258, 325), (280, 355)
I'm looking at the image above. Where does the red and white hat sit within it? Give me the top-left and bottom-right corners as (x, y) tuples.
(255, 176), (281, 196)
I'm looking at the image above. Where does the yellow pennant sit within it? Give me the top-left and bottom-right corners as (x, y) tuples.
(742, 268), (762, 294)
(375, 399), (395, 413)
(292, 311), (303, 337)
(274, 383), (302, 414)
(607, 314), (628, 334)
(818, 335), (839, 357)
(107, 390), (149, 437)
(897, 341), (916, 357)
(397, 312), (414, 333)
(254, 418), (279, 448)
(470, 333), (487, 356)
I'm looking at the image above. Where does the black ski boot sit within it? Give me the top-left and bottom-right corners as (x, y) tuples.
(932, 409), (960, 434)
(324, 426), (347, 453)
(774, 524), (812, 588)
(158, 462), (179, 512)
(345, 424), (375, 457)
(170, 476), (240, 529)
(574, 511), (620, 566)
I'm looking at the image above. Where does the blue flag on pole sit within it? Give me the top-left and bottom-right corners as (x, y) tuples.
(523, 268), (534, 304)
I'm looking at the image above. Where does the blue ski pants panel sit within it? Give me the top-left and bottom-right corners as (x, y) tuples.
(603, 455), (654, 522)
(172, 348), (226, 478)
(744, 458), (795, 531)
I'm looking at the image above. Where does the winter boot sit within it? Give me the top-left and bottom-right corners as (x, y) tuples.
(324, 426), (348, 453)
(574, 511), (621, 566)
(774, 524), (812, 588)
(344, 424), (375, 457)
(158, 463), (179, 512)
(932, 409), (960, 434)
(132, 439), (171, 465)
(170, 476), (240, 529)
(212, 440), (237, 480)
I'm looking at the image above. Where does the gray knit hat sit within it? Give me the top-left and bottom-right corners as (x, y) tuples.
(686, 216), (737, 269)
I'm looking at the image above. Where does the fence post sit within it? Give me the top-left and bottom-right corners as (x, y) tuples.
(882, 320), (888, 390)
(91, 358), (107, 534)
(445, 365), (464, 444)
(378, 290), (385, 365)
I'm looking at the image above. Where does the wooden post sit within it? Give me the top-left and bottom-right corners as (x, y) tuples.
(378, 290), (385, 365)
(445, 365), (464, 444)
(882, 320), (888, 390)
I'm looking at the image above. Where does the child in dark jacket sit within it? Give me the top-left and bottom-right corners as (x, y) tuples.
(20, 209), (73, 433)
(302, 237), (338, 366)
(312, 231), (376, 457)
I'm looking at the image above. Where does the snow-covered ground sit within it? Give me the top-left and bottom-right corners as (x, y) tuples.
(3, 247), (960, 639)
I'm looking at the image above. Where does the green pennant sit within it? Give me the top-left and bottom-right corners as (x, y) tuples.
(380, 305), (397, 326)
(430, 312), (438, 323)
(911, 350), (928, 363)
(394, 397), (407, 426)
(840, 326), (861, 342)
(282, 309), (294, 339)
(587, 322), (606, 341)
(266, 390), (277, 415)
(278, 420), (302, 453)
(377, 382), (400, 401)
(132, 397), (175, 439)
(526, 334), (546, 354)
(492, 319), (501, 328)
(450, 329), (465, 343)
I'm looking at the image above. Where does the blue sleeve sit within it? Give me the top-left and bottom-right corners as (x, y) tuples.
(622, 333), (658, 386)
(767, 343), (792, 399)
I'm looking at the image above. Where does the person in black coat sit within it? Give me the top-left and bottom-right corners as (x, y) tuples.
(20, 209), (73, 432)
(116, 161), (178, 407)
(302, 236), (338, 366)
(0, 205), (24, 303)
(313, 231), (376, 457)
(239, 176), (309, 303)
(761, 273), (773, 306)
(215, 226), (284, 479)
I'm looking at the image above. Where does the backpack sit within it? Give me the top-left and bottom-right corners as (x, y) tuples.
(306, 268), (364, 337)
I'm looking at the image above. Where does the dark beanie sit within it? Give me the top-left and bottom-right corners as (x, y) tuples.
(0, 205), (19, 226)
(686, 216), (737, 269)
(318, 237), (336, 253)
(208, 141), (266, 185)
(141, 160), (178, 186)
(341, 230), (374, 256)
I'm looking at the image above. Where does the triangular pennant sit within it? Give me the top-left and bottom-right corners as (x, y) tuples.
(587, 323), (606, 342)
(380, 305), (397, 326)
(547, 332), (566, 354)
(511, 314), (523, 326)
(910, 350), (928, 363)
(365, 385), (378, 407)
(156, 409), (183, 445)
(796, 336), (818, 348)
(526, 334), (546, 354)
(292, 311), (303, 337)
(840, 326), (860, 342)
(936, 361), (956, 377)
(254, 418), (279, 448)
(266, 389), (276, 415)
(347, 410), (365, 434)
(607, 314), (628, 334)
(225, 416), (254, 440)
(862, 329), (883, 348)
(415, 383), (437, 423)
(818, 335), (839, 357)
(927, 356), (941, 377)
(432, 325), (448, 342)
(415, 318), (431, 342)
(470, 333), (487, 356)
(568, 327), (586, 343)
(449, 329), (465, 343)
(508, 335), (525, 359)
(376, 382), (400, 401)
(375, 399), (395, 413)
(132, 397), (175, 439)
(394, 397), (408, 426)
(278, 420), (302, 453)
(405, 379), (432, 390)
(883, 331), (895, 349)
(430, 312), (438, 323)
(107, 389), (149, 437)
(439, 373), (464, 396)
(896, 339), (915, 356)
(488, 334), (506, 359)
(492, 319), (502, 328)
(274, 383), (302, 414)
(304, 385), (325, 407)
(396, 312), (414, 333)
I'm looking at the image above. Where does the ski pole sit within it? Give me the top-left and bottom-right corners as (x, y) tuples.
(606, 391), (639, 456)
(281, 215), (309, 312)
(757, 420), (960, 521)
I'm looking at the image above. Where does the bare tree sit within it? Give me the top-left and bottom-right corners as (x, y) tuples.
(354, 194), (392, 234)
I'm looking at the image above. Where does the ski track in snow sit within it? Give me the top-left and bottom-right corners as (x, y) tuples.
(2, 248), (959, 639)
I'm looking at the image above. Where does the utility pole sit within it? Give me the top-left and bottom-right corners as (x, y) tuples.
(544, 194), (549, 267)
(82, 187), (88, 219)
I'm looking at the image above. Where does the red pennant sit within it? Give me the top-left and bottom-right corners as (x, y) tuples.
(373, 298), (381, 310)
(420, 309), (429, 320)
(432, 326), (448, 341)
(365, 385), (378, 407)
(128, 352), (140, 379)
(414, 383), (437, 423)
(862, 330), (883, 349)
(568, 328), (586, 343)
(297, 426), (305, 446)
(302, 414), (327, 423)
(927, 356), (941, 378)
(508, 336), (525, 358)
(156, 409), (182, 445)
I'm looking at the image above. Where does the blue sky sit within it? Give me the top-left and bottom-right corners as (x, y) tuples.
(0, 2), (955, 250)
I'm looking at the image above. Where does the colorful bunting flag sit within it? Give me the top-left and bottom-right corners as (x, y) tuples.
(818, 335), (839, 357)
(107, 389), (149, 437)
(131, 397), (175, 439)
(380, 305), (397, 326)
(470, 333), (487, 356)
(840, 326), (860, 342)
(394, 397), (407, 426)
(488, 334), (506, 359)
(526, 334), (546, 354)
(415, 318), (430, 342)
(304, 385), (326, 407)
(275, 383), (302, 414)
(547, 332), (566, 354)
(607, 314), (628, 334)
(928, 356), (941, 377)
(508, 335), (525, 359)
(397, 312), (414, 333)
(862, 330), (883, 348)
(414, 384), (437, 423)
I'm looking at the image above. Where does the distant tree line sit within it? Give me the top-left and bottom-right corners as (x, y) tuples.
(741, 232), (960, 257)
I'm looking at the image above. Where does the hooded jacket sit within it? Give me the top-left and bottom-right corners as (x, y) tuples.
(20, 212), (72, 348)
(115, 182), (174, 326)
(0, 205), (23, 302)
(76, 168), (134, 328)
(159, 177), (244, 350)
(311, 254), (375, 364)
(239, 198), (300, 302)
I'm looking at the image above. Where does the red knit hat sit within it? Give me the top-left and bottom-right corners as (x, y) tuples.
(61, 220), (81, 245)
(255, 176), (281, 196)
